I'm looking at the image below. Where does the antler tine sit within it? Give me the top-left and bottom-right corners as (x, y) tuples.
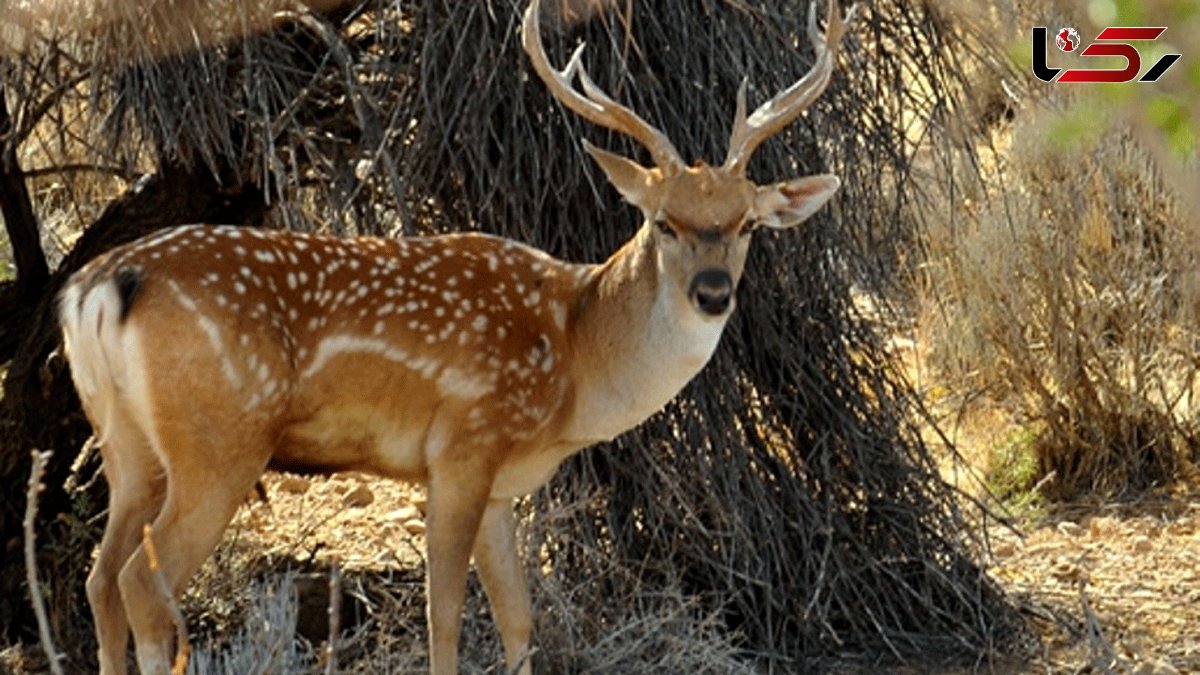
(522, 0), (685, 173)
(723, 1), (856, 175)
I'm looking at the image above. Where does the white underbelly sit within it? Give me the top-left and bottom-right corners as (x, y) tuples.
(279, 404), (430, 476)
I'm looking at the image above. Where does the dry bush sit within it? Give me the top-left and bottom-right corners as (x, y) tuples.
(185, 572), (315, 675)
(3, 39), (146, 257)
(522, 500), (761, 675)
(920, 110), (1200, 499)
(329, 548), (757, 674)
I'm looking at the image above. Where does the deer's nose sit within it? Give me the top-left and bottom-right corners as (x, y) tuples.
(688, 268), (733, 316)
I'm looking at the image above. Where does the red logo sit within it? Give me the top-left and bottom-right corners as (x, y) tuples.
(1032, 26), (1181, 83)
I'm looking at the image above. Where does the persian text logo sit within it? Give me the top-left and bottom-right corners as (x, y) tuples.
(1032, 26), (1181, 83)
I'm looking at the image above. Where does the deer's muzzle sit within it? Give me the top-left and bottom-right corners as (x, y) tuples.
(689, 268), (733, 317)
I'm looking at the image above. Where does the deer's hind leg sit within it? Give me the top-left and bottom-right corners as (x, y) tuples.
(87, 405), (166, 675)
(116, 420), (275, 675)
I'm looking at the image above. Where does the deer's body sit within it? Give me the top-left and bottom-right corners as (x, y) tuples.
(61, 1), (852, 673)
(65, 224), (721, 499)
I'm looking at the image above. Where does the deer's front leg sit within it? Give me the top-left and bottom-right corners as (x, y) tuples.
(425, 458), (493, 675)
(474, 500), (533, 675)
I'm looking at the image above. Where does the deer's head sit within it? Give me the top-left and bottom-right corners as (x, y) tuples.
(523, 0), (853, 319)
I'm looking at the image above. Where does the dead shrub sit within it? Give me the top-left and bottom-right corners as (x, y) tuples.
(185, 572), (315, 675)
(920, 111), (1200, 499)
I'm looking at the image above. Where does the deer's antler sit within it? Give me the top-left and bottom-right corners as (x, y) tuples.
(723, 2), (856, 175)
(521, 0), (686, 173)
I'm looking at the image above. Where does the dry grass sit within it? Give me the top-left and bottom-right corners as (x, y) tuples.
(185, 572), (316, 675)
(917, 108), (1200, 499)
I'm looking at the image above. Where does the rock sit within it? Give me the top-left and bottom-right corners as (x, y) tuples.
(1134, 658), (1180, 675)
(385, 505), (421, 522)
(343, 484), (375, 508)
(404, 518), (427, 536)
(1088, 516), (1116, 537)
(992, 540), (1017, 558)
(1132, 535), (1153, 553)
(1050, 559), (1087, 583)
(1056, 521), (1083, 537)
(276, 475), (311, 495)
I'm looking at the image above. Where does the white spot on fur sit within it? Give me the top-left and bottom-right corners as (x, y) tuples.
(550, 302), (567, 330)
(166, 280), (198, 312)
(195, 313), (243, 388)
(436, 367), (494, 399)
(300, 334), (413, 380)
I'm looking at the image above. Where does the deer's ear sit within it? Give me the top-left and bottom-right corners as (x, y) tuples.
(583, 140), (659, 208)
(752, 174), (840, 229)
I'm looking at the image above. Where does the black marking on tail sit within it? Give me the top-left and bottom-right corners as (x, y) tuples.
(114, 266), (145, 322)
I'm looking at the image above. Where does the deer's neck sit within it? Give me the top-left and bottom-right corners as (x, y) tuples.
(563, 225), (727, 445)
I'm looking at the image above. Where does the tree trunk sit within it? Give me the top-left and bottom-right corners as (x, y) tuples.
(0, 160), (266, 658)
(0, 84), (50, 361)
(0, 85), (49, 299)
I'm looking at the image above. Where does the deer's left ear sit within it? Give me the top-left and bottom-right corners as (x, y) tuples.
(583, 139), (659, 209)
(751, 174), (840, 230)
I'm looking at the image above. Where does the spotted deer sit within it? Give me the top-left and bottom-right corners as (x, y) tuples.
(58, 0), (851, 673)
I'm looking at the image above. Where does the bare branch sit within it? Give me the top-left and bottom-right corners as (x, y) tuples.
(324, 561), (342, 675)
(23, 450), (65, 675)
(22, 163), (139, 181)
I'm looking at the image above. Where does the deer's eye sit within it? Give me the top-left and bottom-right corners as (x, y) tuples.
(655, 219), (677, 239)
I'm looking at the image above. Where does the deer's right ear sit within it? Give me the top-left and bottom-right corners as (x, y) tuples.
(583, 140), (658, 208)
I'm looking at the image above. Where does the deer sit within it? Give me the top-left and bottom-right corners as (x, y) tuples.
(57, 0), (852, 672)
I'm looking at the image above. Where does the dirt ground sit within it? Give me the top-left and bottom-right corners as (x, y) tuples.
(988, 493), (1200, 674)
(900, 332), (1200, 675)
(217, 458), (1200, 674)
